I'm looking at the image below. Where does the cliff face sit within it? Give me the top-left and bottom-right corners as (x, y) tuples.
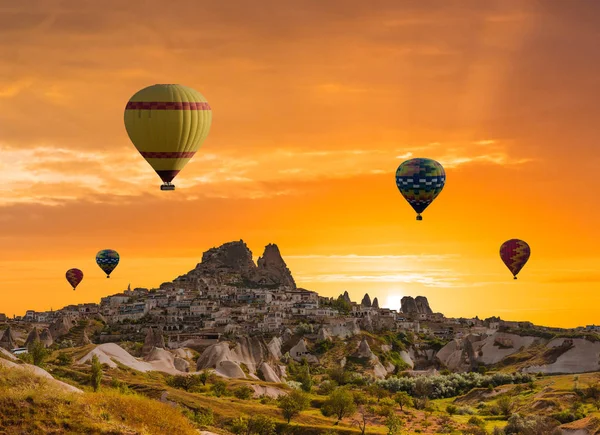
(401, 296), (433, 315)
(174, 241), (296, 290)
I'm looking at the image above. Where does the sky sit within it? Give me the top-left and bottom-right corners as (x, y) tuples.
(1, 0), (600, 328)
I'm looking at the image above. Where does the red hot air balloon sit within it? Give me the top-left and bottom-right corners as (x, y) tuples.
(66, 268), (84, 290)
(500, 239), (531, 280)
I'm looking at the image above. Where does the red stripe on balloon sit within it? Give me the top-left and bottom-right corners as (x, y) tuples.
(125, 101), (211, 110)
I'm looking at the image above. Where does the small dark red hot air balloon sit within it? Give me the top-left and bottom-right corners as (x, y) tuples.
(66, 268), (84, 290)
(500, 239), (531, 280)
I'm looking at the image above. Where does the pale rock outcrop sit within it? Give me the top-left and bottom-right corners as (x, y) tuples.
(437, 333), (539, 372)
(174, 357), (190, 372)
(317, 328), (332, 342)
(77, 330), (91, 346)
(399, 350), (415, 369)
(259, 362), (281, 383)
(49, 316), (77, 340)
(267, 337), (283, 359)
(39, 329), (53, 347)
(353, 338), (391, 379)
(142, 327), (165, 356)
(0, 326), (17, 350)
(289, 338), (318, 363)
(196, 337), (282, 378)
(0, 347), (16, 360)
(354, 338), (377, 360)
(173, 348), (194, 359)
(79, 343), (186, 375)
(523, 338), (600, 374)
(250, 385), (287, 398)
(321, 319), (361, 339)
(0, 358), (82, 393)
(381, 344), (392, 353)
(24, 328), (41, 347)
(216, 361), (246, 378)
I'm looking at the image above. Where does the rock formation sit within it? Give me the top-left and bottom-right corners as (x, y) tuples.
(24, 327), (41, 348)
(77, 330), (91, 346)
(342, 291), (351, 303)
(175, 241), (296, 290)
(196, 336), (284, 378)
(49, 315), (77, 339)
(39, 329), (53, 347)
(289, 338), (318, 363)
(372, 297), (379, 309)
(415, 296), (433, 314)
(361, 293), (372, 307)
(0, 326), (17, 350)
(401, 296), (432, 315)
(255, 243), (296, 288)
(353, 338), (376, 359)
(142, 327), (166, 356)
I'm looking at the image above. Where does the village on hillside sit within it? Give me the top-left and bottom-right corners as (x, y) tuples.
(2, 240), (599, 356)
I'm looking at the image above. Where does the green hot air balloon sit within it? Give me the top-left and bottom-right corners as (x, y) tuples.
(395, 158), (446, 220)
(96, 249), (120, 278)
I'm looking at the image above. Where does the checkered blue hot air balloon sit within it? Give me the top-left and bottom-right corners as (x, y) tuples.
(500, 239), (530, 280)
(96, 249), (120, 278)
(395, 158), (446, 221)
(65, 268), (83, 291)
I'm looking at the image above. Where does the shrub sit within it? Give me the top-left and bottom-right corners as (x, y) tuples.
(233, 385), (255, 400)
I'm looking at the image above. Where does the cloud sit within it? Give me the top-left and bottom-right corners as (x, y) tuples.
(0, 135), (531, 206)
(295, 271), (466, 288)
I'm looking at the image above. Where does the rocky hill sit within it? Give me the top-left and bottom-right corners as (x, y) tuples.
(172, 240), (296, 290)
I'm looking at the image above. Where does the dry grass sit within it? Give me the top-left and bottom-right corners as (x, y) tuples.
(0, 365), (198, 435)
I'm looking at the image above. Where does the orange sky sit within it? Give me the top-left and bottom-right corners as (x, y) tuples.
(1, 1), (600, 327)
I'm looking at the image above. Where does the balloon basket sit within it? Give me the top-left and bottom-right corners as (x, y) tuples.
(160, 184), (175, 191)
(416, 215), (423, 221)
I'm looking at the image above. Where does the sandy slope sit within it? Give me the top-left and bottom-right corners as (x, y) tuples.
(0, 358), (82, 393)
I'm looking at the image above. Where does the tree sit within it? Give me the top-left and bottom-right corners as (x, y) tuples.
(322, 388), (357, 422)
(278, 390), (309, 423)
(55, 351), (72, 366)
(298, 363), (313, 393)
(332, 296), (352, 314)
(212, 380), (227, 397)
(497, 395), (515, 417)
(234, 385), (255, 400)
(90, 354), (103, 392)
(231, 415), (276, 435)
(353, 405), (370, 435)
(367, 384), (390, 402)
(394, 391), (413, 411)
(28, 340), (49, 367)
(167, 374), (203, 392)
(385, 414), (404, 435)
(198, 369), (213, 385)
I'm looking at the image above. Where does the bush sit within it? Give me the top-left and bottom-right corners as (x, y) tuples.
(56, 351), (73, 366)
(212, 380), (227, 397)
(446, 404), (457, 415)
(233, 385), (254, 400)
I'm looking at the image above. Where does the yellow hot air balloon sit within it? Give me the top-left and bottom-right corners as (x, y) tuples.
(124, 84), (212, 190)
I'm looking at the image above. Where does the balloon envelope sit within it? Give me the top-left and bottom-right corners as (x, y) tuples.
(395, 158), (446, 220)
(66, 268), (83, 290)
(96, 249), (120, 278)
(500, 239), (531, 279)
(123, 84), (212, 187)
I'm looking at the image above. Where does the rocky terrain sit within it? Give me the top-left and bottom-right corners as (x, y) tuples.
(2, 239), (600, 434)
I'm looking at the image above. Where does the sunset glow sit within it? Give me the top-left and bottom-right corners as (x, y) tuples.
(1, 1), (600, 327)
